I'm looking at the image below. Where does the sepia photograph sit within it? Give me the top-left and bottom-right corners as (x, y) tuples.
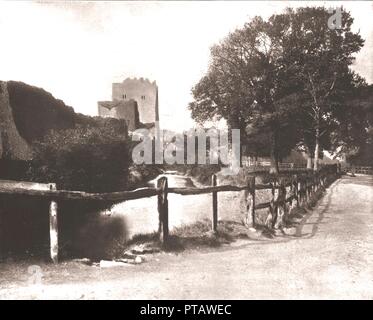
(0, 0), (372, 304)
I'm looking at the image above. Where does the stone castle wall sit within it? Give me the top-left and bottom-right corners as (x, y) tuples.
(98, 100), (139, 131)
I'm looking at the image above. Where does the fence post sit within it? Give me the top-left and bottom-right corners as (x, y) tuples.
(268, 180), (277, 228)
(305, 177), (309, 204)
(247, 176), (256, 228)
(157, 177), (169, 244)
(300, 178), (306, 206)
(298, 179), (302, 207)
(274, 179), (286, 229)
(299, 179), (303, 206)
(312, 175), (316, 195)
(212, 174), (218, 232)
(49, 183), (58, 263)
(293, 175), (299, 208)
(316, 173), (320, 192)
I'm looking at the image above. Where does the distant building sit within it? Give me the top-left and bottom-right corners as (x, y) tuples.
(98, 77), (159, 131)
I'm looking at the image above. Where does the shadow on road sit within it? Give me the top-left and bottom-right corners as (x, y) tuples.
(200, 178), (342, 254)
(294, 179), (340, 239)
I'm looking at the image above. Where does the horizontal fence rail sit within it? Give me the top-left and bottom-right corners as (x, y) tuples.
(0, 181), (287, 200)
(242, 162), (332, 172)
(0, 164), (341, 263)
(0, 186), (159, 202)
(345, 166), (373, 175)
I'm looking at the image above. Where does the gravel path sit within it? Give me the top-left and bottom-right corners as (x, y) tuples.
(1, 175), (372, 299)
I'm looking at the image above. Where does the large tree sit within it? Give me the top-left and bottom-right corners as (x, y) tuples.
(189, 7), (366, 173)
(277, 7), (365, 170)
(333, 84), (373, 165)
(189, 17), (301, 174)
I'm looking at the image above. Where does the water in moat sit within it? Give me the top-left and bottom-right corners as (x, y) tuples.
(108, 171), (241, 239)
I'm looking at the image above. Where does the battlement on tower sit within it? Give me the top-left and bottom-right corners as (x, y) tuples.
(117, 77), (157, 86)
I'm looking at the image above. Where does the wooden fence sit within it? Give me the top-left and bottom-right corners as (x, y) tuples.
(241, 162), (335, 174)
(345, 166), (373, 175)
(243, 162), (308, 170)
(0, 165), (340, 263)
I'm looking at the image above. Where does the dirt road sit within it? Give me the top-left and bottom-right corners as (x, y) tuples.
(1, 175), (372, 299)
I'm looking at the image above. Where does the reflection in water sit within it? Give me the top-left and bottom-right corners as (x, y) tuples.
(109, 172), (242, 239)
(147, 173), (196, 188)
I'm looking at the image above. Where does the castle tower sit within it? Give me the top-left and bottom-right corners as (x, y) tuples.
(112, 77), (159, 125)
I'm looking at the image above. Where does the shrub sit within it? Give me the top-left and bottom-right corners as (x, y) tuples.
(27, 119), (129, 193)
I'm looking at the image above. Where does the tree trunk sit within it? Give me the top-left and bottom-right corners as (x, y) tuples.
(269, 132), (279, 174)
(313, 127), (320, 171)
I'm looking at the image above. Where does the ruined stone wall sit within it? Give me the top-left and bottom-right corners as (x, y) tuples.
(7, 81), (76, 144)
(112, 78), (158, 125)
(98, 100), (139, 131)
(0, 82), (32, 160)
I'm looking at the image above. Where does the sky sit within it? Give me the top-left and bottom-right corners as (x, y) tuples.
(0, 1), (372, 131)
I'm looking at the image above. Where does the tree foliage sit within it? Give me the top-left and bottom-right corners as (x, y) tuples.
(189, 6), (367, 171)
(277, 7), (365, 169)
(189, 16), (301, 173)
(28, 119), (129, 192)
